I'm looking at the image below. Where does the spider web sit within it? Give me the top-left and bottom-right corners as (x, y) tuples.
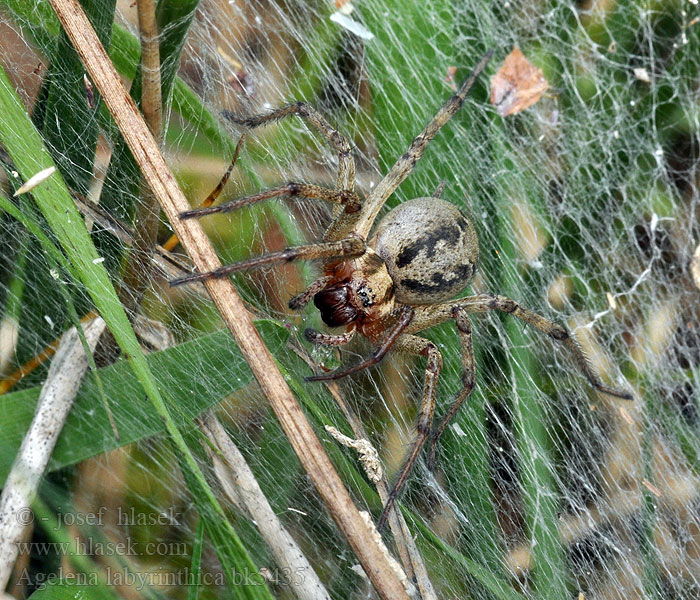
(0, 0), (698, 598)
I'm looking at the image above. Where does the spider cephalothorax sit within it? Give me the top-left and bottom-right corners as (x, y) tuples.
(171, 50), (632, 532)
(314, 249), (395, 338)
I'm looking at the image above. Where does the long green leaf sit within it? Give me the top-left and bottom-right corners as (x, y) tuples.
(0, 62), (271, 599)
(41, 0), (115, 196)
(0, 322), (288, 482)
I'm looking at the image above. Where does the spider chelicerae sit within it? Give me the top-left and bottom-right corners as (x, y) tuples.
(171, 50), (632, 531)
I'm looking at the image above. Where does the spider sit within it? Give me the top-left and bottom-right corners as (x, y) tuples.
(171, 50), (632, 531)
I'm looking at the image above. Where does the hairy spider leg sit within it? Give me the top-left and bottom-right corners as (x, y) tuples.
(305, 305), (414, 382)
(170, 237), (366, 286)
(407, 294), (634, 401)
(288, 275), (334, 310)
(355, 49), (494, 238)
(375, 333), (442, 532)
(171, 182), (361, 288)
(179, 182), (360, 219)
(375, 295), (631, 531)
(302, 304), (477, 530)
(171, 102), (364, 290)
(223, 102), (356, 191)
(373, 308), (475, 531)
(162, 135), (246, 252)
(427, 307), (475, 472)
(199, 134), (246, 211)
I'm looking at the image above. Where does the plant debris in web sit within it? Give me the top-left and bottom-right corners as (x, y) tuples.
(490, 46), (549, 116)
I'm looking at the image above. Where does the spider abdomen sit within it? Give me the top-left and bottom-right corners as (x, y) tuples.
(370, 197), (479, 305)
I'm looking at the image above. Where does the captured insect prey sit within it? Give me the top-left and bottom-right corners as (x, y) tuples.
(170, 50), (632, 533)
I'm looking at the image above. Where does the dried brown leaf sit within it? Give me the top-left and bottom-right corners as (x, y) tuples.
(490, 46), (549, 116)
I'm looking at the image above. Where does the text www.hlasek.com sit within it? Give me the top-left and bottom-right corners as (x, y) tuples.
(15, 537), (187, 557)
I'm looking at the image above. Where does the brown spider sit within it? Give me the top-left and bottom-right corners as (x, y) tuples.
(171, 50), (632, 531)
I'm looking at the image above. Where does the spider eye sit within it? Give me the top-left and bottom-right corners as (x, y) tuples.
(357, 286), (375, 307)
(314, 283), (358, 328)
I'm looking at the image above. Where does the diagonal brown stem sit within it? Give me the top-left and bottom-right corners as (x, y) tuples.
(47, 2), (411, 598)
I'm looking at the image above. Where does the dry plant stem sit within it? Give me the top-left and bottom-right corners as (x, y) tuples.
(288, 344), (426, 587)
(201, 412), (332, 600)
(0, 333), (66, 395)
(137, 0), (162, 139)
(343, 414), (437, 600)
(119, 0), (164, 317)
(312, 370), (436, 600)
(0, 317), (106, 589)
(47, 2), (411, 597)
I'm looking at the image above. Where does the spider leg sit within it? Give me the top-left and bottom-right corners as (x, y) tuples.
(479, 295), (633, 400)
(288, 275), (334, 310)
(458, 295), (633, 399)
(161, 135), (246, 252)
(223, 102), (356, 191)
(376, 333), (442, 532)
(427, 306), (475, 472)
(409, 294), (632, 400)
(305, 306), (414, 381)
(198, 134), (246, 211)
(304, 326), (356, 346)
(170, 237), (365, 286)
(180, 182), (361, 220)
(355, 50), (493, 237)
(432, 180), (447, 198)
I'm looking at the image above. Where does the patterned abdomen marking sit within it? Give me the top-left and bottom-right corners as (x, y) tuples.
(370, 197), (479, 305)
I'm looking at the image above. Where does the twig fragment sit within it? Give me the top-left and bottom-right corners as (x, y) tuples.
(0, 317), (105, 588)
(325, 426), (382, 483)
(202, 412), (331, 600)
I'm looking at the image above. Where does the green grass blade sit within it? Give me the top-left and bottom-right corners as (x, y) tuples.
(187, 519), (205, 600)
(0, 321), (288, 481)
(30, 497), (119, 600)
(41, 0), (115, 196)
(0, 62), (272, 599)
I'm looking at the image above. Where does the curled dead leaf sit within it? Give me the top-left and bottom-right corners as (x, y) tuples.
(490, 46), (549, 117)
